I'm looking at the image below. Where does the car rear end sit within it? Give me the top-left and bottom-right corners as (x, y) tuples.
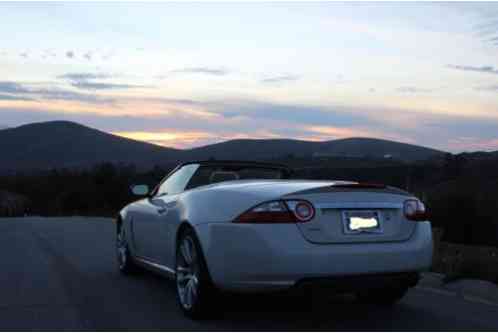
(196, 183), (433, 293)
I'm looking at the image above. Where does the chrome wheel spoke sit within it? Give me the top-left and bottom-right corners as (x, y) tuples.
(177, 265), (190, 273)
(177, 273), (191, 283)
(176, 236), (201, 310)
(185, 281), (193, 308)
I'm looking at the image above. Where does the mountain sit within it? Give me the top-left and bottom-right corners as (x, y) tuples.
(459, 150), (498, 160)
(184, 137), (444, 162)
(0, 121), (445, 172)
(0, 121), (181, 172)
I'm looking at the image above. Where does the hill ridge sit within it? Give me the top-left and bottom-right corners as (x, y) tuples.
(0, 120), (446, 172)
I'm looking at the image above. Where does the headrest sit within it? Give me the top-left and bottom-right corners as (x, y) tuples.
(209, 171), (239, 183)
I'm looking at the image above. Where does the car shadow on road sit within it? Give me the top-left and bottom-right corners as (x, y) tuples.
(72, 268), (488, 331)
(141, 277), (460, 331)
(107, 267), (489, 331)
(208, 292), (402, 331)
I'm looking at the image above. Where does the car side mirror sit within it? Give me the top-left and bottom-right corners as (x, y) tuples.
(131, 184), (149, 196)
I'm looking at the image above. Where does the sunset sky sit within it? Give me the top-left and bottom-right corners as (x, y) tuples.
(1, 2), (498, 152)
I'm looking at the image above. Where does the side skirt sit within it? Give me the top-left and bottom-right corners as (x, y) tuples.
(133, 256), (176, 280)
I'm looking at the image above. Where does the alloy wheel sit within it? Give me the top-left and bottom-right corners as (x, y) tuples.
(176, 236), (200, 310)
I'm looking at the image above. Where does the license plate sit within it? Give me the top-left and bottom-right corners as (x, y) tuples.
(342, 210), (382, 234)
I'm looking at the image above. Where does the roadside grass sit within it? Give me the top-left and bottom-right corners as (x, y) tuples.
(432, 228), (498, 285)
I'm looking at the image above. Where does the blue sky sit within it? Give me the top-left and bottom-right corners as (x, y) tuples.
(1, 2), (498, 152)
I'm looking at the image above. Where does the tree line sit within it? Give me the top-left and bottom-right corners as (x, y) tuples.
(1, 153), (497, 246)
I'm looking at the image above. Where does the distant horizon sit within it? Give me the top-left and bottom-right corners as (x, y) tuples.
(1, 3), (498, 152)
(0, 119), (468, 154)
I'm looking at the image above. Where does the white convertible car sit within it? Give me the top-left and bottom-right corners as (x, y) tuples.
(116, 160), (433, 318)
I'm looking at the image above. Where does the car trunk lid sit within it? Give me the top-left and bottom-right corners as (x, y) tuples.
(285, 184), (415, 244)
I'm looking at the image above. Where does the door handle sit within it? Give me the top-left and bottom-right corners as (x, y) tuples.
(157, 208), (167, 215)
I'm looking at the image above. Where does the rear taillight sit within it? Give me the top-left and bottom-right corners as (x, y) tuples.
(286, 200), (315, 222)
(404, 199), (427, 221)
(234, 200), (315, 224)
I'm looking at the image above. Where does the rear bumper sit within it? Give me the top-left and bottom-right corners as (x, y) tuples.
(195, 221), (433, 292)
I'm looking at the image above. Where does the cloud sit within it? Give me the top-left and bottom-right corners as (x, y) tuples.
(470, 6), (498, 47)
(0, 81), (31, 94)
(447, 137), (498, 152)
(447, 64), (498, 75)
(83, 52), (92, 61)
(42, 50), (57, 59)
(71, 81), (145, 91)
(169, 67), (229, 76)
(0, 94), (33, 101)
(65, 51), (75, 59)
(261, 74), (300, 84)
(34, 87), (114, 103)
(0, 80), (113, 104)
(474, 19), (498, 35)
(57, 72), (145, 91)
(199, 99), (498, 152)
(112, 130), (216, 149)
(3, 94), (498, 152)
(475, 85), (498, 92)
(57, 73), (112, 81)
(133, 97), (202, 106)
(396, 86), (432, 93)
(213, 100), (367, 128)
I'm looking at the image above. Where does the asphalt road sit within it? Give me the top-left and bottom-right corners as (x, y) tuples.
(1, 217), (498, 331)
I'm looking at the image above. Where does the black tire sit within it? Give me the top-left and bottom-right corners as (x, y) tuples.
(116, 223), (140, 274)
(357, 286), (409, 305)
(175, 227), (217, 319)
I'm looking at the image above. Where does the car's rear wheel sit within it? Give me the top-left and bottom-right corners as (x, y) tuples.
(116, 224), (139, 274)
(175, 228), (216, 318)
(357, 286), (409, 305)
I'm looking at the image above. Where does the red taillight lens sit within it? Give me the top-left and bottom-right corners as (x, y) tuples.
(404, 199), (427, 221)
(234, 200), (315, 224)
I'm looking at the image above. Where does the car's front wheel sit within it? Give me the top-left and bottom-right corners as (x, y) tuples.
(175, 228), (216, 318)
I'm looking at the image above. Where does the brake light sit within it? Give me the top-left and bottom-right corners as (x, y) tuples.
(234, 200), (315, 224)
(404, 199), (427, 221)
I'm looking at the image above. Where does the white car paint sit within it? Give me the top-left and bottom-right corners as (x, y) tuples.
(119, 164), (433, 292)
(195, 221), (432, 292)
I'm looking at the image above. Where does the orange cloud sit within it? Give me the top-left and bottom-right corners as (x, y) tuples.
(112, 128), (287, 149)
(112, 130), (217, 149)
